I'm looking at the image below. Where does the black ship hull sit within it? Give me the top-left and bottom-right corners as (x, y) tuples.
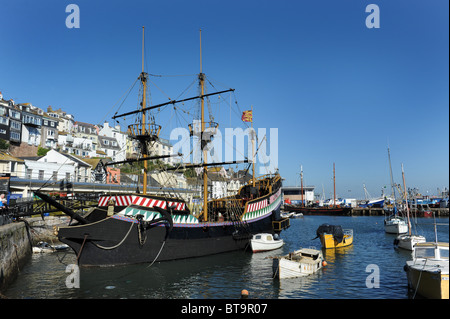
(59, 206), (280, 266)
(57, 185), (285, 266)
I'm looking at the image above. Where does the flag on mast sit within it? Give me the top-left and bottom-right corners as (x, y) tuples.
(241, 110), (252, 122)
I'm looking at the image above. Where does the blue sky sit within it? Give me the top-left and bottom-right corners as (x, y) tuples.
(0, 0), (448, 199)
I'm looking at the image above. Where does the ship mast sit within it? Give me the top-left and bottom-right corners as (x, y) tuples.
(141, 26), (148, 195)
(199, 29), (208, 221)
(251, 105), (255, 188)
(300, 165), (304, 207)
(333, 162), (336, 207)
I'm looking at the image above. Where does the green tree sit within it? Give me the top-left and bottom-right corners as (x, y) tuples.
(37, 146), (50, 156)
(0, 138), (9, 150)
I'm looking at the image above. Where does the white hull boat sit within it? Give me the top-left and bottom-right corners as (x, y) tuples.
(250, 233), (284, 253)
(32, 241), (69, 253)
(395, 234), (426, 251)
(272, 248), (323, 279)
(384, 216), (408, 234)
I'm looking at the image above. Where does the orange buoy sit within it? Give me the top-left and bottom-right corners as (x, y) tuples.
(241, 289), (249, 299)
(322, 260), (328, 267)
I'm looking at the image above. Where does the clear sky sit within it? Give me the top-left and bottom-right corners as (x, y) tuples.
(1, 0), (448, 199)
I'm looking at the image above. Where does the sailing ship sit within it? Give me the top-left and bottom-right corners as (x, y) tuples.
(284, 163), (351, 215)
(394, 164), (426, 250)
(35, 28), (289, 266)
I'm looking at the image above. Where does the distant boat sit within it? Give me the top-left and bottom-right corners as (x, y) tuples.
(384, 215), (408, 234)
(250, 233), (284, 253)
(405, 242), (449, 299)
(272, 247), (324, 279)
(315, 224), (353, 249)
(283, 163), (351, 216)
(394, 164), (426, 250)
(384, 147), (408, 234)
(284, 205), (351, 216)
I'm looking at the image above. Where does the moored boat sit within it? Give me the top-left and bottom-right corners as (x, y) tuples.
(394, 234), (426, 251)
(315, 224), (353, 249)
(272, 247), (324, 279)
(384, 215), (408, 234)
(405, 242), (449, 299)
(250, 233), (284, 253)
(32, 241), (69, 253)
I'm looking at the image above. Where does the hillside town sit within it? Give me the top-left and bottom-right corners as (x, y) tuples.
(0, 91), (251, 202)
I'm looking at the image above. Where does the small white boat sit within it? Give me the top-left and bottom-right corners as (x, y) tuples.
(250, 233), (284, 253)
(272, 247), (324, 279)
(280, 212), (294, 218)
(33, 241), (69, 253)
(290, 212), (303, 218)
(395, 234), (426, 251)
(384, 216), (408, 234)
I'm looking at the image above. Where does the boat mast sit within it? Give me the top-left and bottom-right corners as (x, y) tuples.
(141, 26), (148, 195)
(333, 162), (336, 207)
(199, 29), (208, 221)
(300, 165), (304, 207)
(401, 163), (412, 236)
(251, 105), (255, 188)
(387, 146), (397, 213)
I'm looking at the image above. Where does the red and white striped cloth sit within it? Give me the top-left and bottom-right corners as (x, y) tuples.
(246, 199), (268, 213)
(132, 196), (186, 211)
(98, 195), (185, 211)
(98, 195), (133, 207)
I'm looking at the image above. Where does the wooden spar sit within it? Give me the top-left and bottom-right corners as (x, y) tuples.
(251, 105), (255, 188)
(105, 153), (181, 166)
(300, 165), (304, 207)
(165, 160), (249, 171)
(141, 26), (148, 195)
(112, 89), (234, 120)
(333, 162), (336, 207)
(199, 29), (208, 222)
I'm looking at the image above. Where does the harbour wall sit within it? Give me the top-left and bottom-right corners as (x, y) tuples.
(0, 221), (32, 294)
(0, 216), (66, 294)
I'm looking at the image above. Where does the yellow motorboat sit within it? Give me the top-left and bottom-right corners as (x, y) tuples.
(315, 224), (353, 249)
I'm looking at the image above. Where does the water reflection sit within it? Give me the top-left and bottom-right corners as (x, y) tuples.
(5, 216), (449, 299)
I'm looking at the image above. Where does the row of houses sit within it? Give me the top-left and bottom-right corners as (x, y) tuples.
(0, 91), (174, 165)
(1, 149), (252, 200)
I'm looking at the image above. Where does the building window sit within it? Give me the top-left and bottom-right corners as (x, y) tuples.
(39, 170), (44, 180)
(26, 169), (32, 179)
(52, 171), (57, 181)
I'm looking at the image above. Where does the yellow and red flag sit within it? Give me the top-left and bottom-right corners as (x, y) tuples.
(241, 110), (253, 122)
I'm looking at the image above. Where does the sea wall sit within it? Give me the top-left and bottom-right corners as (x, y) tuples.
(0, 222), (32, 293)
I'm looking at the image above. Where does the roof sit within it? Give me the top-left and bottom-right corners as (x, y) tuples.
(0, 151), (24, 162)
(59, 152), (90, 167)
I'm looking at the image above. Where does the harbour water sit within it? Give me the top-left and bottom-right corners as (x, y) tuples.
(4, 215), (448, 299)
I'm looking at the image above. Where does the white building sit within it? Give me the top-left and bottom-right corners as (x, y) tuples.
(98, 122), (128, 159)
(24, 158), (73, 181)
(150, 138), (174, 165)
(58, 133), (96, 158)
(38, 149), (91, 182)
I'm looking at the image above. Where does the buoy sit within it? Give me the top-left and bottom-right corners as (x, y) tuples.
(322, 260), (328, 267)
(241, 289), (249, 299)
